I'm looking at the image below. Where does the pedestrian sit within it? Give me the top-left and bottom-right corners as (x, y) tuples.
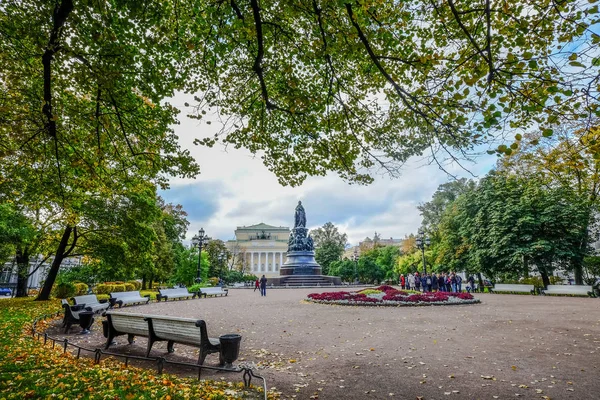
(260, 274), (268, 296)
(450, 273), (457, 293)
(254, 278), (260, 292)
(414, 273), (421, 292)
(456, 274), (463, 292)
(400, 274), (406, 290)
(408, 273), (415, 291)
(438, 273), (446, 292)
(431, 273), (439, 292)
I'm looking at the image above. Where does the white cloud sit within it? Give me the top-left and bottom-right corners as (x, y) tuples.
(162, 93), (496, 246)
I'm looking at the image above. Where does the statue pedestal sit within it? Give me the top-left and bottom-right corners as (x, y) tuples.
(279, 251), (322, 276)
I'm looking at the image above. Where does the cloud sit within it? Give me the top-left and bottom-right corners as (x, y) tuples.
(162, 92), (497, 246)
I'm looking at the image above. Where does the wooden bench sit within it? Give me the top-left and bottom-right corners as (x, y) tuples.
(61, 299), (93, 333)
(157, 288), (196, 302)
(199, 287), (228, 297)
(104, 312), (222, 364)
(110, 291), (150, 307)
(72, 294), (109, 313)
(489, 284), (535, 294)
(542, 285), (593, 297)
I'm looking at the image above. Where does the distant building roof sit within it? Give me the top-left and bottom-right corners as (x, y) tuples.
(236, 223), (289, 231)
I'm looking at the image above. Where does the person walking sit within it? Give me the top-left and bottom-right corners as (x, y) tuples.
(254, 278), (260, 292)
(408, 273), (415, 291)
(400, 274), (406, 290)
(259, 275), (268, 296)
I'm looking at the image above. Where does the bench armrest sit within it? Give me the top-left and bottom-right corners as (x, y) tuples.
(156, 294), (163, 302)
(71, 304), (86, 311)
(143, 294), (151, 299)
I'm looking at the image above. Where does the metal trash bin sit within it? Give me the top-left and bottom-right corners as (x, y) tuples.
(219, 334), (242, 370)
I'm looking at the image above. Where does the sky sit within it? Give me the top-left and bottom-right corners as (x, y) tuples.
(160, 93), (497, 247)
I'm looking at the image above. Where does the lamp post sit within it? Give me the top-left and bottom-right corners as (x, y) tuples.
(415, 229), (430, 275)
(191, 228), (210, 283)
(353, 247), (359, 284)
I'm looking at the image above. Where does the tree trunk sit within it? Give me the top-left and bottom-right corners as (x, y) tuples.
(141, 276), (147, 290)
(15, 247), (30, 298)
(539, 269), (550, 289)
(36, 226), (73, 301)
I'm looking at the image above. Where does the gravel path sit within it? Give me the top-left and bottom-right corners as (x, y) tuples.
(48, 288), (600, 399)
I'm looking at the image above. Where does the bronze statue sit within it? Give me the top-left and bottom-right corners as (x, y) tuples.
(294, 201), (306, 228)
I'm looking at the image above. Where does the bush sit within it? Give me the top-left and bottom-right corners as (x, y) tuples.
(73, 282), (89, 296)
(127, 280), (142, 290)
(52, 282), (77, 299)
(208, 277), (219, 287)
(124, 283), (135, 291)
(243, 274), (258, 282)
(96, 294), (110, 301)
(188, 284), (202, 293)
(140, 290), (158, 300)
(94, 284), (111, 295)
(111, 284), (126, 293)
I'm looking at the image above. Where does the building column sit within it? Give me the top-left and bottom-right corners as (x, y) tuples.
(251, 252), (255, 272)
(279, 252), (283, 268)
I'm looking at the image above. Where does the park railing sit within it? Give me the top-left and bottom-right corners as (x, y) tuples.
(30, 311), (268, 400)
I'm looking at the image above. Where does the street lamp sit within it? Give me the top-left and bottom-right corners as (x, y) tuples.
(415, 229), (430, 275)
(191, 228), (210, 283)
(353, 247), (359, 284)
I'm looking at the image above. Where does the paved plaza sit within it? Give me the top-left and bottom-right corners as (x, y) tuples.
(51, 288), (600, 399)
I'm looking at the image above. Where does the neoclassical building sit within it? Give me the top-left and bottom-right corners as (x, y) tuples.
(226, 223), (290, 277)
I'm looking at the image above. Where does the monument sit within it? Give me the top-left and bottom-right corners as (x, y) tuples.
(273, 201), (341, 286)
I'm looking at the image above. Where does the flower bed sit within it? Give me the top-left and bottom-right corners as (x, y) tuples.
(306, 286), (480, 307)
(0, 298), (276, 399)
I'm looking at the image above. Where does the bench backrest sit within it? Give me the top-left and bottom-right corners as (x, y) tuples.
(494, 284), (534, 291)
(106, 312), (149, 336)
(73, 295), (100, 305)
(111, 291), (143, 300)
(146, 315), (205, 346)
(201, 287), (225, 293)
(159, 288), (191, 297)
(546, 285), (591, 293)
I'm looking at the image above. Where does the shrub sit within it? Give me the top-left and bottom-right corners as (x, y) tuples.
(52, 282), (76, 299)
(96, 294), (110, 301)
(73, 282), (89, 296)
(208, 277), (219, 287)
(243, 274), (258, 282)
(188, 284), (202, 293)
(127, 280), (142, 290)
(124, 283), (135, 291)
(377, 285), (396, 292)
(111, 284), (126, 293)
(94, 284), (111, 295)
(140, 290), (157, 300)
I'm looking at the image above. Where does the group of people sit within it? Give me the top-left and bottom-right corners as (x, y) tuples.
(399, 272), (475, 293)
(254, 275), (268, 296)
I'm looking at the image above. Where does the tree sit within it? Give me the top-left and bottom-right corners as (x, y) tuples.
(312, 222), (347, 274)
(499, 124), (600, 283)
(311, 222), (348, 248)
(205, 240), (230, 279)
(315, 241), (344, 275)
(418, 179), (475, 235)
(436, 172), (587, 286)
(171, 247), (210, 287)
(328, 259), (356, 283)
(1, 1), (199, 299)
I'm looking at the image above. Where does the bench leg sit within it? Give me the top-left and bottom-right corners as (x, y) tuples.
(127, 334), (135, 345)
(198, 349), (208, 365)
(64, 322), (72, 334)
(167, 340), (175, 353)
(146, 337), (155, 357)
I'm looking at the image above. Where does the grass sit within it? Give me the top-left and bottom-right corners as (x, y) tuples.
(0, 298), (276, 399)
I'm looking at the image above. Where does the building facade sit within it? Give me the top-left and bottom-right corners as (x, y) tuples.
(226, 223), (290, 277)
